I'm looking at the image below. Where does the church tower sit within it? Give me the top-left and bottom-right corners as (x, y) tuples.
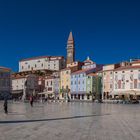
(66, 31), (75, 64)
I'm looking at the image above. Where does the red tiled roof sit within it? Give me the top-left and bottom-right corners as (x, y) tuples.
(72, 68), (94, 75)
(20, 56), (64, 62)
(72, 66), (103, 75)
(0, 66), (11, 71)
(131, 60), (140, 64)
(87, 73), (97, 76)
(114, 65), (140, 71)
(84, 59), (95, 64)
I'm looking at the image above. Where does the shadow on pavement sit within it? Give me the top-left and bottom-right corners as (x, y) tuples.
(0, 114), (111, 124)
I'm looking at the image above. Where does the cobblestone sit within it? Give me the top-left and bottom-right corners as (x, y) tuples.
(0, 101), (140, 140)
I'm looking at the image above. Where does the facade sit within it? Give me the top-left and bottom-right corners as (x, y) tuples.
(60, 68), (71, 90)
(60, 68), (72, 99)
(70, 67), (102, 100)
(12, 76), (26, 96)
(82, 56), (96, 69)
(102, 64), (120, 99)
(12, 71), (45, 99)
(44, 76), (60, 99)
(86, 73), (97, 99)
(67, 61), (83, 71)
(19, 56), (65, 72)
(66, 32), (75, 64)
(0, 67), (11, 99)
(113, 61), (140, 100)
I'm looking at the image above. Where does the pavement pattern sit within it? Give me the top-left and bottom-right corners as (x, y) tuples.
(0, 101), (140, 140)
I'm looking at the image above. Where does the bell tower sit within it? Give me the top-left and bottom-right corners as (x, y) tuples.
(66, 31), (75, 64)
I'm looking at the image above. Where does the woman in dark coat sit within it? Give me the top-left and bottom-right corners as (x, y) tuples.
(4, 99), (8, 114)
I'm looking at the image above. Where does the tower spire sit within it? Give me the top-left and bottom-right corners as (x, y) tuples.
(67, 31), (74, 45)
(66, 31), (75, 64)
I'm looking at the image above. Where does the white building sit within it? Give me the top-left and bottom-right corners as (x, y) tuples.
(44, 76), (60, 99)
(19, 56), (66, 72)
(12, 76), (26, 91)
(82, 56), (96, 69)
(0, 67), (11, 99)
(12, 73), (40, 98)
(112, 61), (140, 100)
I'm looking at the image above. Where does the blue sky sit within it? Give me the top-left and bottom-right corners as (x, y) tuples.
(0, 0), (140, 71)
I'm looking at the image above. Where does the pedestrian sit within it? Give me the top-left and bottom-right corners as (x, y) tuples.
(4, 99), (8, 114)
(30, 96), (34, 107)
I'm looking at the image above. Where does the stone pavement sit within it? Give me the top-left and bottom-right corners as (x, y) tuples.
(0, 101), (140, 140)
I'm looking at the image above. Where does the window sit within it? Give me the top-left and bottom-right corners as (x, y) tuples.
(134, 79), (137, 89)
(28, 65), (30, 69)
(35, 64), (37, 68)
(122, 75), (125, 81)
(118, 80), (121, 89)
(42, 63), (43, 67)
(83, 80), (84, 84)
(115, 75), (118, 81)
(79, 81), (80, 84)
(22, 66), (24, 69)
(130, 74), (133, 81)
(138, 74), (140, 80)
(122, 83), (125, 89)
(115, 84), (117, 89)
(138, 83), (140, 89)
(71, 81), (73, 85)
(66, 71), (69, 74)
(130, 83), (133, 89)
(122, 71), (125, 73)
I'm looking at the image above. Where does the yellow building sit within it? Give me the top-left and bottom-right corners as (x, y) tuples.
(60, 68), (72, 99)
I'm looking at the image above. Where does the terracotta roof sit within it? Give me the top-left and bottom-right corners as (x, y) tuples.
(114, 65), (140, 71)
(72, 65), (103, 75)
(0, 66), (11, 71)
(131, 60), (140, 64)
(20, 56), (64, 62)
(12, 75), (26, 79)
(84, 59), (95, 64)
(87, 73), (97, 76)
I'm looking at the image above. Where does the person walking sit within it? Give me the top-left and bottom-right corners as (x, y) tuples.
(30, 96), (34, 107)
(4, 99), (8, 114)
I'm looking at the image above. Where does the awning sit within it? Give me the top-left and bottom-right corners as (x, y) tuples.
(110, 90), (140, 96)
(11, 90), (23, 94)
(38, 92), (46, 95)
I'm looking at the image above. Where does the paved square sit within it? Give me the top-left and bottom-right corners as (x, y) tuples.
(0, 101), (140, 140)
